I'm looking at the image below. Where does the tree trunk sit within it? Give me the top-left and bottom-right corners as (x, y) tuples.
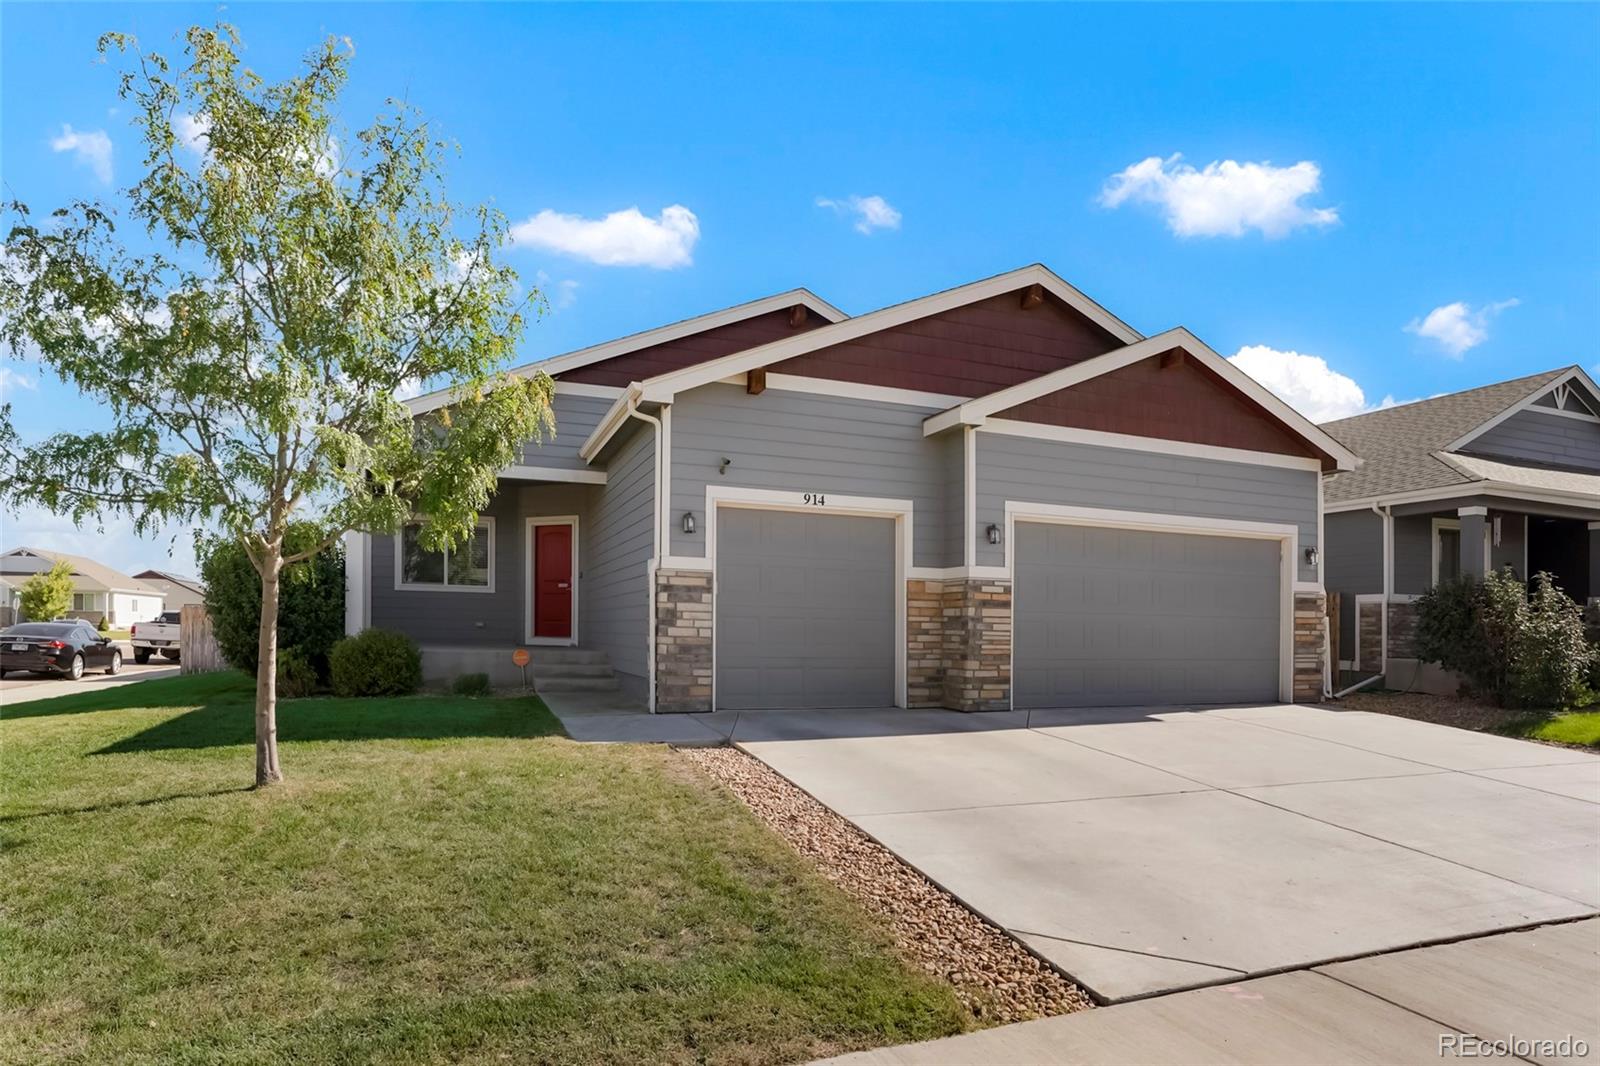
(255, 550), (284, 786)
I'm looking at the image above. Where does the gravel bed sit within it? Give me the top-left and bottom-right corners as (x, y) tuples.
(1340, 690), (1532, 732)
(678, 745), (1091, 1024)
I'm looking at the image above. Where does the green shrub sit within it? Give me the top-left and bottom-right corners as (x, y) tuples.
(450, 672), (493, 698)
(199, 526), (345, 681)
(1416, 568), (1595, 708)
(96, 615), (110, 633)
(275, 647), (320, 699)
(329, 629), (422, 698)
(19, 559), (73, 621)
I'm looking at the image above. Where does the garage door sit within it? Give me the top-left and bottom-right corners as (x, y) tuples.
(1014, 522), (1281, 708)
(716, 508), (896, 709)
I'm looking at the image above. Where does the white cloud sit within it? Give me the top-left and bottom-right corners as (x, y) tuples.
(816, 194), (902, 234)
(1099, 154), (1338, 239)
(49, 124), (113, 184)
(2, 504), (200, 577)
(173, 112), (211, 157)
(1404, 299), (1519, 358)
(0, 366), (38, 399)
(509, 205), (698, 269)
(1227, 344), (1393, 423)
(534, 271), (579, 311)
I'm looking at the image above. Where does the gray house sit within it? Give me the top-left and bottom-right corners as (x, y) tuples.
(1320, 367), (1600, 689)
(345, 265), (1357, 713)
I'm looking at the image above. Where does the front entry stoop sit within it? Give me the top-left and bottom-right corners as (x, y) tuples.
(526, 647), (623, 694)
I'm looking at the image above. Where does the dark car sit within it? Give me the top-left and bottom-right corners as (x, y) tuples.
(0, 621), (123, 680)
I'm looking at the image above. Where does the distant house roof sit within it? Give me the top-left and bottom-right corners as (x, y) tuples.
(134, 569), (205, 596)
(0, 547), (165, 595)
(1319, 366), (1594, 508)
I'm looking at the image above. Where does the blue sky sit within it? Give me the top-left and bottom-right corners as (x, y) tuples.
(2, 2), (1597, 573)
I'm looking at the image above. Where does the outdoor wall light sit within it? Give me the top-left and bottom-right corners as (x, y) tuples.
(682, 512), (697, 535)
(986, 523), (1002, 546)
(1304, 545), (1319, 567)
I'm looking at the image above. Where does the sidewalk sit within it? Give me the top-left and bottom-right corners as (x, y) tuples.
(820, 920), (1599, 1065)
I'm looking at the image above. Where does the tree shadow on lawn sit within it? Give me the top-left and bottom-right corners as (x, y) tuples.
(82, 680), (565, 755)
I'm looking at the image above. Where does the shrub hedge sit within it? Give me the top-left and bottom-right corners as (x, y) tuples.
(329, 628), (422, 698)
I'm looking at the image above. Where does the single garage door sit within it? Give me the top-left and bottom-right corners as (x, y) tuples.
(716, 508), (896, 709)
(1014, 522), (1281, 708)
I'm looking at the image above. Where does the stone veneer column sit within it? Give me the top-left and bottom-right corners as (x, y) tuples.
(1357, 600), (1384, 674)
(1386, 600), (1419, 660)
(941, 579), (1012, 712)
(1292, 590), (1327, 703)
(905, 579), (947, 708)
(655, 568), (712, 713)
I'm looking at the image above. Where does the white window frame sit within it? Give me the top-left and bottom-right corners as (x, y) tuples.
(393, 517), (497, 593)
(1430, 518), (1491, 586)
(524, 515), (581, 646)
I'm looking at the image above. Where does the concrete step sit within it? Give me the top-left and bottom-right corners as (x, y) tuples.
(534, 675), (621, 694)
(524, 647), (610, 666)
(532, 662), (616, 679)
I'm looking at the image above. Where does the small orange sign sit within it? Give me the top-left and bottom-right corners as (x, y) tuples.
(511, 648), (531, 668)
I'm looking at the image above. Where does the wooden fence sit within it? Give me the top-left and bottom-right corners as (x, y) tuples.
(179, 603), (228, 674)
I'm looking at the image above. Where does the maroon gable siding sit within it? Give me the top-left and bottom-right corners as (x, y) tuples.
(558, 308), (827, 387)
(999, 352), (1331, 467)
(770, 290), (1123, 398)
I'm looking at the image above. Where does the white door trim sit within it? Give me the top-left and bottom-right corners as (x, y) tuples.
(1003, 501), (1300, 704)
(704, 485), (912, 711)
(524, 515), (581, 646)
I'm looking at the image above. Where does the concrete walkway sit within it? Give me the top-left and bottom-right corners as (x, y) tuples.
(820, 919), (1600, 1065)
(732, 703), (1600, 1002)
(0, 657), (180, 708)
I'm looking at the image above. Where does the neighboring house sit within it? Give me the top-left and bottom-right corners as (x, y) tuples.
(134, 570), (207, 612)
(346, 265), (1357, 712)
(1320, 367), (1600, 690)
(0, 547), (167, 626)
(0, 575), (19, 628)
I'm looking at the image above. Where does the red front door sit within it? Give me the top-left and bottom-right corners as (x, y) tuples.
(533, 524), (573, 640)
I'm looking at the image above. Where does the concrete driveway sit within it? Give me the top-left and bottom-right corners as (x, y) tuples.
(730, 703), (1600, 1003)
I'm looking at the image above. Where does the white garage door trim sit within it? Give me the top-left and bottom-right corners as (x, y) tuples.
(1004, 501), (1299, 704)
(705, 486), (912, 710)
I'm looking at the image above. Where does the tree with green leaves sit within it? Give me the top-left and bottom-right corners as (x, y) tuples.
(19, 559), (75, 622)
(0, 24), (552, 785)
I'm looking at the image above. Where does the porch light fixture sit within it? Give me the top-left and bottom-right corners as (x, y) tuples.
(681, 511), (697, 535)
(986, 523), (1002, 546)
(1304, 545), (1319, 567)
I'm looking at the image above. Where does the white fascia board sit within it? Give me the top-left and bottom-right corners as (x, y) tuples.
(1323, 480), (1600, 514)
(1444, 365), (1597, 453)
(923, 327), (1361, 472)
(713, 372), (970, 410)
(498, 465), (608, 484)
(632, 264), (1144, 405)
(403, 289), (844, 415)
(577, 383), (643, 462)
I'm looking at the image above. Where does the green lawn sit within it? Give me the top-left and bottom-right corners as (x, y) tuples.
(0, 673), (967, 1065)
(1498, 711), (1600, 748)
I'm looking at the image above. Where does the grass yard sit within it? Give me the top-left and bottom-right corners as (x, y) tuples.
(1498, 710), (1600, 748)
(0, 674), (968, 1065)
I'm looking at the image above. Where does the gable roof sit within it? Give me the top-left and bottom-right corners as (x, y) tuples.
(134, 569), (206, 595)
(1319, 367), (1584, 505)
(921, 328), (1359, 471)
(404, 288), (846, 415)
(0, 547), (165, 595)
(579, 264), (1143, 460)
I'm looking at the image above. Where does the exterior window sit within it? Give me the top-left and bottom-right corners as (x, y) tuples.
(397, 519), (494, 591)
(1435, 528), (1461, 583)
(72, 593), (86, 611)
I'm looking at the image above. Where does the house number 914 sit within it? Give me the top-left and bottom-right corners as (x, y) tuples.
(802, 493), (827, 507)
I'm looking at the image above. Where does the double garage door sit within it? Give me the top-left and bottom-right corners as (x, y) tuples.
(712, 508), (1282, 711)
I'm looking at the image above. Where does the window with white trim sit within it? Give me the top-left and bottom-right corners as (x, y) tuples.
(72, 592), (87, 611)
(397, 519), (495, 590)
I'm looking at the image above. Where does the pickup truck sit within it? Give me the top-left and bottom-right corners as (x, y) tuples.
(130, 611), (182, 664)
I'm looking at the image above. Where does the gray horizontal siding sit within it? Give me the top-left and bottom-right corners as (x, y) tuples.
(669, 383), (958, 568)
(581, 423), (654, 683)
(1324, 509), (1382, 654)
(1465, 409), (1600, 472)
(975, 433), (1320, 583)
(515, 391), (615, 471)
(1392, 514), (1433, 595)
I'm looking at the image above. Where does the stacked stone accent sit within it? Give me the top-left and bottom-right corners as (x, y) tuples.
(942, 580), (1012, 712)
(1387, 601), (1419, 660)
(1357, 601), (1383, 674)
(655, 568), (713, 713)
(905, 579), (947, 708)
(1292, 590), (1327, 703)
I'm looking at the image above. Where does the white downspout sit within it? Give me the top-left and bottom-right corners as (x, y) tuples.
(1373, 502), (1392, 677)
(627, 393), (664, 713)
